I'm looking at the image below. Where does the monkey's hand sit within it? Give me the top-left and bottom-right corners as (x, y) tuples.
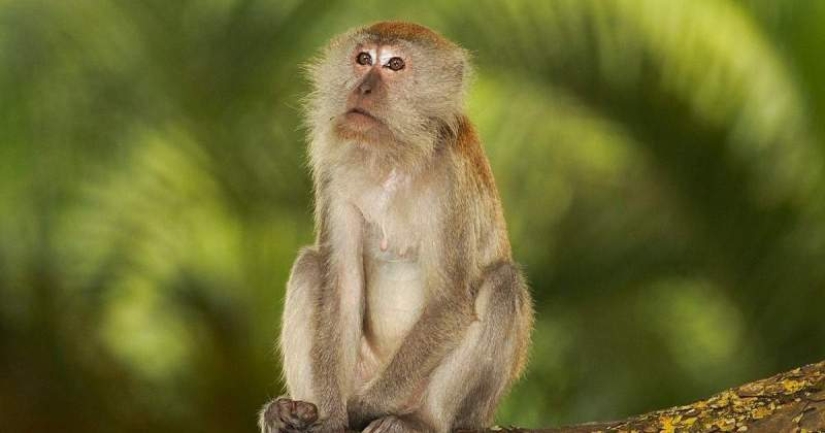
(259, 398), (320, 433)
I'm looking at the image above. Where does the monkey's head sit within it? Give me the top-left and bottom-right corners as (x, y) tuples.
(306, 22), (470, 171)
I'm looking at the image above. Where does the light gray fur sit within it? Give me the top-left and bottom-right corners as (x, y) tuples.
(260, 22), (533, 433)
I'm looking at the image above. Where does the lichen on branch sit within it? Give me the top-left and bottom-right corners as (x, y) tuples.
(471, 360), (825, 433)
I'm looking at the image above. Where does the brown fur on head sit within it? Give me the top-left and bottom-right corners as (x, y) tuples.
(305, 22), (471, 174)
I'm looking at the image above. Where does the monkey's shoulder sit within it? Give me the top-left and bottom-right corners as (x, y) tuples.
(450, 115), (496, 191)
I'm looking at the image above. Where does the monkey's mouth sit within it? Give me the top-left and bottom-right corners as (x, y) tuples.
(342, 108), (385, 133)
(346, 108), (380, 122)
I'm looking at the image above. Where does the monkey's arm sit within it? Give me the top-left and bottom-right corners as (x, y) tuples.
(307, 276), (350, 425)
(298, 186), (367, 431)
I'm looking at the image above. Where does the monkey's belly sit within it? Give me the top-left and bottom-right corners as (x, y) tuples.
(362, 256), (426, 364)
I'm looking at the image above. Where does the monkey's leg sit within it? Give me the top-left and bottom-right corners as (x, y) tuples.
(363, 262), (532, 433)
(260, 247), (326, 433)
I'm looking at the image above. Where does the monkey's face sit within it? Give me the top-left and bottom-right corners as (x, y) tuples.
(307, 28), (469, 169)
(336, 43), (411, 141)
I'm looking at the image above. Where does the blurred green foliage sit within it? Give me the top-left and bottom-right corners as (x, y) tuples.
(1, 0), (825, 431)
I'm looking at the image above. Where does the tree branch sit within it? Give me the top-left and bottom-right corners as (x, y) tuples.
(472, 360), (825, 433)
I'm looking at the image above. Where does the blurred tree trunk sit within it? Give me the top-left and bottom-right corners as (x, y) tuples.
(477, 360), (825, 433)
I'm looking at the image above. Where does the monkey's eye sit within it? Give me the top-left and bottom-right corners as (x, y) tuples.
(386, 57), (405, 71)
(356, 52), (372, 66)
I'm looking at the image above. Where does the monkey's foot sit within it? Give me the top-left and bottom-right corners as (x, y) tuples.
(260, 398), (319, 433)
(363, 416), (426, 433)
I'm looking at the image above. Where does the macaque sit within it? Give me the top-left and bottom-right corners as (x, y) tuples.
(260, 21), (533, 433)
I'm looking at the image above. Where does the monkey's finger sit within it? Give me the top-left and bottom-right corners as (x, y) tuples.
(277, 399), (304, 429)
(271, 398), (319, 430)
(263, 400), (288, 429)
(293, 400), (319, 425)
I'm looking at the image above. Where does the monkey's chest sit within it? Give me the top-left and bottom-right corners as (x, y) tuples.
(361, 226), (426, 361)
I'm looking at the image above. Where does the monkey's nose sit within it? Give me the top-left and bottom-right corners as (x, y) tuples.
(356, 70), (380, 96)
(358, 81), (373, 95)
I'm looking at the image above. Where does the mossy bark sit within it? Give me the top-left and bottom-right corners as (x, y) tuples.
(474, 360), (825, 433)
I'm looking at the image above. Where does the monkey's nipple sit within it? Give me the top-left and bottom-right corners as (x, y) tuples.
(379, 224), (389, 252)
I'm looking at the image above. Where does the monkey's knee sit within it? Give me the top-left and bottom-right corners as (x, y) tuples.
(280, 247), (325, 402)
(283, 247), (325, 327)
(475, 262), (532, 334)
(438, 262), (532, 430)
(286, 247), (324, 297)
(478, 261), (533, 373)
